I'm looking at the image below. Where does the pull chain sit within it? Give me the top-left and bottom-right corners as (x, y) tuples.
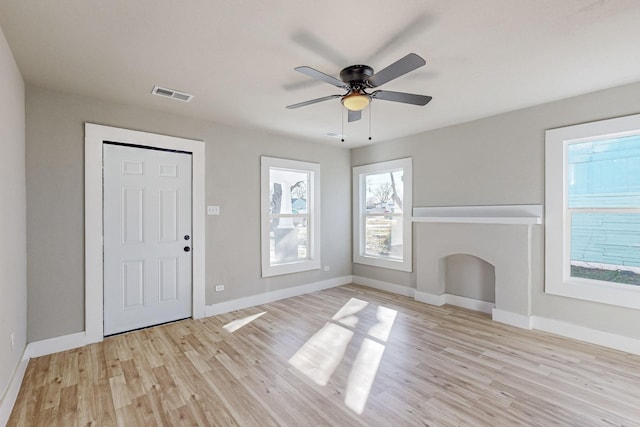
(341, 107), (345, 142)
(368, 103), (372, 141)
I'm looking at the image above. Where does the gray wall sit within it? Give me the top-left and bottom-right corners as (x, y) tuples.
(0, 26), (26, 399)
(352, 81), (640, 340)
(21, 69), (640, 343)
(26, 85), (351, 342)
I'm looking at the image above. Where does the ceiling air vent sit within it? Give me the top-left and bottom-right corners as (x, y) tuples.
(151, 85), (193, 103)
(325, 132), (345, 139)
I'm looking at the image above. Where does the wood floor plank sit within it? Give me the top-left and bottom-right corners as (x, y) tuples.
(55, 384), (78, 427)
(8, 284), (640, 426)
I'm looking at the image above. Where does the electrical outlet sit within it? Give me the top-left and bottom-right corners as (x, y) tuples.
(215, 284), (224, 292)
(207, 205), (220, 216)
(323, 266), (330, 272)
(10, 332), (15, 350)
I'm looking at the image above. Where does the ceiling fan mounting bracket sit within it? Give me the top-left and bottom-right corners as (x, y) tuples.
(339, 65), (374, 85)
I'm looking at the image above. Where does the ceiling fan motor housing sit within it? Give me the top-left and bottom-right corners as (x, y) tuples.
(340, 65), (374, 86)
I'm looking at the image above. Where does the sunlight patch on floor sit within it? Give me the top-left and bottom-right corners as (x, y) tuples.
(289, 297), (398, 414)
(332, 298), (369, 327)
(289, 322), (354, 386)
(368, 305), (398, 342)
(223, 311), (267, 333)
(345, 338), (386, 414)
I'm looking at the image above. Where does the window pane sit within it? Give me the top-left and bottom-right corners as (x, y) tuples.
(269, 217), (309, 265)
(270, 168), (309, 215)
(268, 167), (310, 266)
(365, 170), (403, 214)
(364, 215), (403, 260)
(567, 135), (640, 209)
(570, 212), (640, 285)
(262, 156), (320, 277)
(353, 158), (412, 272)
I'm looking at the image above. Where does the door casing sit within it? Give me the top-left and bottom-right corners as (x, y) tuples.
(85, 123), (205, 343)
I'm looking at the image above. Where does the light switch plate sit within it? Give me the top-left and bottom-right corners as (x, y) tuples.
(207, 205), (220, 215)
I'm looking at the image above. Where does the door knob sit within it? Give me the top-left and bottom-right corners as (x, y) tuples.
(184, 246), (191, 252)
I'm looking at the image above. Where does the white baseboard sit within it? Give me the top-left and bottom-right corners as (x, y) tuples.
(414, 290), (446, 306)
(27, 331), (87, 358)
(532, 316), (640, 356)
(352, 275), (415, 297)
(492, 309), (533, 329)
(412, 290), (494, 314)
(205, 275), (353, 317)
(446, 294), (495, 314)
(0, 347), (30, 426)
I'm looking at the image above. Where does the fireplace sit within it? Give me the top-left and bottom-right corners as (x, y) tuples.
(413, 205), (543, 329)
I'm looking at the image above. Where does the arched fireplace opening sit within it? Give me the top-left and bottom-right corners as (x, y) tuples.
(444, 254), (495, 304)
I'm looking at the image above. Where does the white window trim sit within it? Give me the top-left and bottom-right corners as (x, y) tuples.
(261, 156), (321, 277)
(545, 113), (640, 310)
(353, 158), (412, 272)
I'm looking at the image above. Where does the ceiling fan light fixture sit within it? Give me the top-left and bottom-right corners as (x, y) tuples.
(342, 93), (370, 111)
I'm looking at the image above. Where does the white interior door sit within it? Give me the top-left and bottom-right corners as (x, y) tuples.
(103, 143), (192, 335)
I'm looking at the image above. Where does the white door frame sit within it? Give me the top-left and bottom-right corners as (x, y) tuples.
(84, 123), (206, 343)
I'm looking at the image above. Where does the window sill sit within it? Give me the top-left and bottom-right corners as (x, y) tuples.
(353, 255), (412, 272)
(545, 277), (640, 310)
(262, 259), (320, 278)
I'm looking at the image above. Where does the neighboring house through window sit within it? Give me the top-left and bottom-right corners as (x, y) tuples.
(261, 156), (320, 277)
(353, 158), (412, 272)
(545, 114), (640, 309)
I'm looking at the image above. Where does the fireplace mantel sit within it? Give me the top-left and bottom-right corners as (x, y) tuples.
(412, 204), (543, 225)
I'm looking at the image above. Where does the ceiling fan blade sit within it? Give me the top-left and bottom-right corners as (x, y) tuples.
(282, 78), (322, 91)
(294, 66), (347, 88)
(291, 30), (349, 67)
(372, 90), (432, 106)
(364, 14), (430, 64)
(348, 109), (362, 122)
(286, 94), (341, 109)
(366, 53), (426, 88)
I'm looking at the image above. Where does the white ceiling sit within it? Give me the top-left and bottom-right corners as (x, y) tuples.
(1, 0), (639, 148)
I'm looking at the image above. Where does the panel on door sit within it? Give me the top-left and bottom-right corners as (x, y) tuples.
(103, 143), (192, 335)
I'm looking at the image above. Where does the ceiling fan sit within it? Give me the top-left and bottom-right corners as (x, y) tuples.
(286, 53), (432, 122)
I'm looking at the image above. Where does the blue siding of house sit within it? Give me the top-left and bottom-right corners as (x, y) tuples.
(571, 213), (640, 267)
(568, 135), (640, 268)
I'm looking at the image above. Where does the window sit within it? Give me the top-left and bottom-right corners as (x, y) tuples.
(545, 114), (640, 309)
(353, 158), (412, 271)
(261, 157), (320, 277)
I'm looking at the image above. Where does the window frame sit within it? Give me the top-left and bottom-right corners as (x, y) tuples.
(545, 113), (640, 310)
(353, 158), (412, 272)
(261, 156), (321, 277)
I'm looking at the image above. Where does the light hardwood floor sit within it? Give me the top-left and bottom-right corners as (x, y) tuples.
(8, 284), (640, 426)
